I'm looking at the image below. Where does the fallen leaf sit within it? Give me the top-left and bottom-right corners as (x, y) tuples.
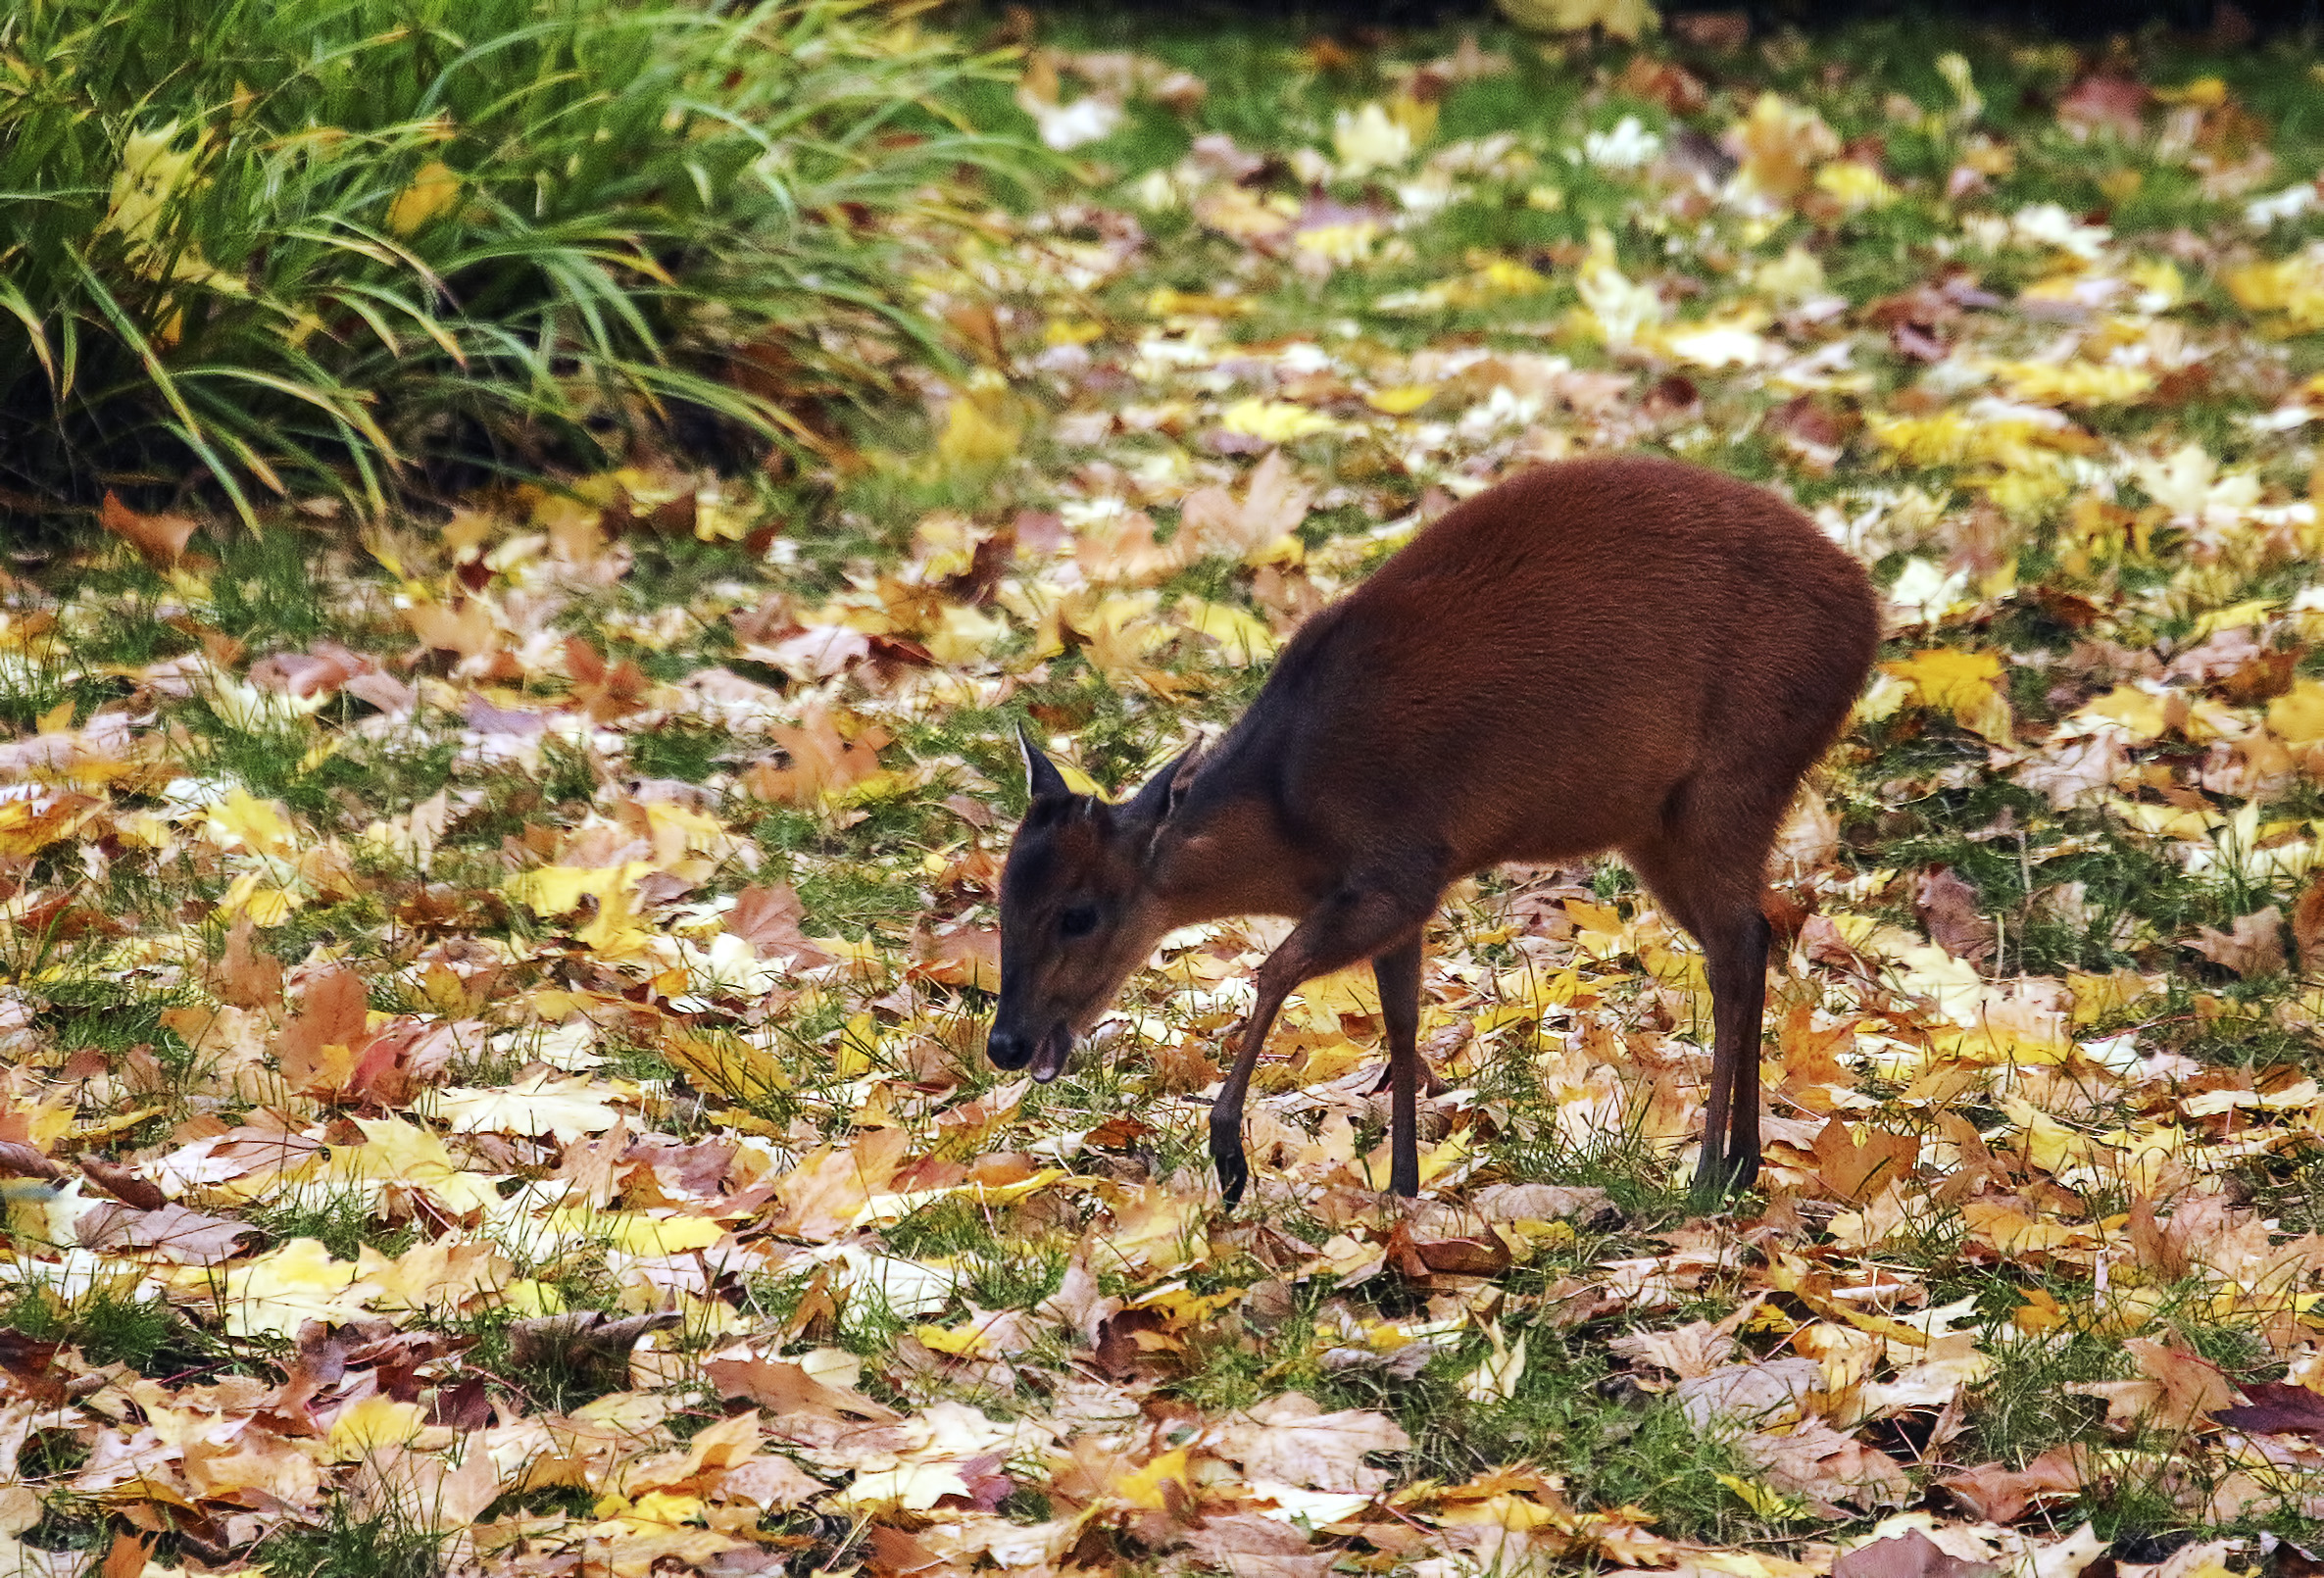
(1835, 1529), (1999, 1578)
(99, 490), (199, 565)
(2189, 907), (2286, 977)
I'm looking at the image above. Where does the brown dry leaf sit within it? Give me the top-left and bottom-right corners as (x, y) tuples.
(1210, 1394), (1409, 1494)
(1179, 1512), (1335, 1578)
(725, 883), (837, 967)
(1835, 1528), (1999, 1578)
(403, 597), (499, 659)
(77, 1203), (260, 1264)
(770, 1127), (910, 1241)
(2292, 873), (2324, 972)
(349, 1443), (501, 1532)
(2057, 74), (2150, 140)
(0, 1142), (65, 1181)
(743, 708), (890, 804)
(99, 490), (199, 565)
(1938, 1449), (2089, 1522)
(2188, 907), (2286, 977)
(703, 1353), (902, 1421)
(1675, 1357), (1826, 1431)
(248, 641), (379, 704)
(99, 1533), (151, 1578)
(78, 1155), (166, 1210)
(1914, 867), (1994, 964)
(2067, 1337), (2235, 1433)
(212, 912), (285, 1010)
(911, 925), (1001, 991)
(1075, 508), (1190, 587)
(1179, 449), (1312, 562)
(1739, 1417), (1912, 1509)
(275, 965), (371, 1095)
(566, 635), (658, 720)
(717, 1455), (828, 1511)
(2213, 1380), (2324, 1435)
(1808, 1118), (1919, 1203)
(1607, 1319), (1739, 1379)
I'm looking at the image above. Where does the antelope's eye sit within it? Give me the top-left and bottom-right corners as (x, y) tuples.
(1059, 904), (1100, 939)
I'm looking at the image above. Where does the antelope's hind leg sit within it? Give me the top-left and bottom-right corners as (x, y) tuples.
(1373, 934), (1424, 1198)
(1625, 816), (1778, 1210)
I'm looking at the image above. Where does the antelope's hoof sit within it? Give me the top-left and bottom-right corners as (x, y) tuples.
(1214, 1149), (1250, 1208)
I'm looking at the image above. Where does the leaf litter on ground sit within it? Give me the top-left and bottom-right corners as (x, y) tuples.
(12, 8), (2324, 1578)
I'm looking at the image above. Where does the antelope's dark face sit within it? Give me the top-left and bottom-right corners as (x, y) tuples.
(988, 735), (1188, 1083)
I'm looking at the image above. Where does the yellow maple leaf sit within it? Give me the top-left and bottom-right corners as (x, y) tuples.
(204, 788), (297, 856)
(385, 160), (461, 235)
(1218, 399), (1337, 443)
(1882, 649), (2014, 747)
(913, 1320), (995, 1356)
(1173, 597), (1279, 665)
(936, 395), (1019, 467)
(2270, 680), (2324, 747)
(2225, 253), (2324, 332)
(1992, 361), (2156, 407)
(196, 1238), (373, 1338)
(1112, 1447), (1193, 1510)
(1813, 160), (1898, 211)
(1714, 1472), (1814, 1519)
(502, 861), (650, 916)
(1332, 103), (1413, 175)
(1363, 384), (1439, 415)
(922, 603), (1014, 666)
(548, 1209), (727, 1257)
(2078, 684), (2172, 741)
(439, 1071), (623, 1144)
(215, 869), (300, 925)
(328, 1396), (426, 1459)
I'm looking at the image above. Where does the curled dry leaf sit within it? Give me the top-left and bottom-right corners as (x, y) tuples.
(1210, 1394), (1409, 1494)
(2213, 1379), (2324, 1435)
(77, 1155), (166, 1210)
(1914, 866), (1995, 964)
(76, 1202), (260, 1264)
(2188, 906), (2287, 977)
(505, 1309), (679, 1366)
(1834, 1528), (1999, 1578)
(99, 490), (199, 565)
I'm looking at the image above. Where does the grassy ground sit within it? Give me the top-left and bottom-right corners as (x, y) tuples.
(5, 6), (2324, 1578)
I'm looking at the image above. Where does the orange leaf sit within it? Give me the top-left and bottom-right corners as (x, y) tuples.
(99, 490), (198, 565)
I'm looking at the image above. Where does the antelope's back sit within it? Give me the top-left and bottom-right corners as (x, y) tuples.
(1241, 456), (1878, 861)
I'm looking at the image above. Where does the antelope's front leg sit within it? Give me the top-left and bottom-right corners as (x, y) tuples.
(1211, 885), (1434, 1206)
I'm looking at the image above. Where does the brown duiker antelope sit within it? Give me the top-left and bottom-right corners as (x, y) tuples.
(987, 455), (1878, 1209)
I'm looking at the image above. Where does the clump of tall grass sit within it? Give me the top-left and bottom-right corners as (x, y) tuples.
(0, 0), (1031, 523)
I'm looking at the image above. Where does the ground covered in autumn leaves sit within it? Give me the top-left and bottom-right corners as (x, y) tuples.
(9, 9), (2324, 1578)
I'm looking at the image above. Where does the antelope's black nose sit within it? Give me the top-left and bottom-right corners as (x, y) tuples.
(987, 1026), (1033, 1069)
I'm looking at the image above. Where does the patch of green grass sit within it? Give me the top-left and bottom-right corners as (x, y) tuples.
(0, 0), (1036, 521)
(207, 529), (342, 647)
(247, 1188), (416, 1263)
(4, 1283), (211, 1378)
(624, 721), (736, 784)
(260, 1501), (445, 1578)
(1957, 1322), (2127, 1468)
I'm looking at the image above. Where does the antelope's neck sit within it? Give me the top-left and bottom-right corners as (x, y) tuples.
(1149, 794), (1318, 930)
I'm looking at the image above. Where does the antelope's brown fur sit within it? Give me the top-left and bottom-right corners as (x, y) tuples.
(989, 455), (1880, 1208)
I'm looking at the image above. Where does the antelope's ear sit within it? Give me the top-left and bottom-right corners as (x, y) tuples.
(1018, 724), (1072, 803)
(1124, 745), (1202, 826)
